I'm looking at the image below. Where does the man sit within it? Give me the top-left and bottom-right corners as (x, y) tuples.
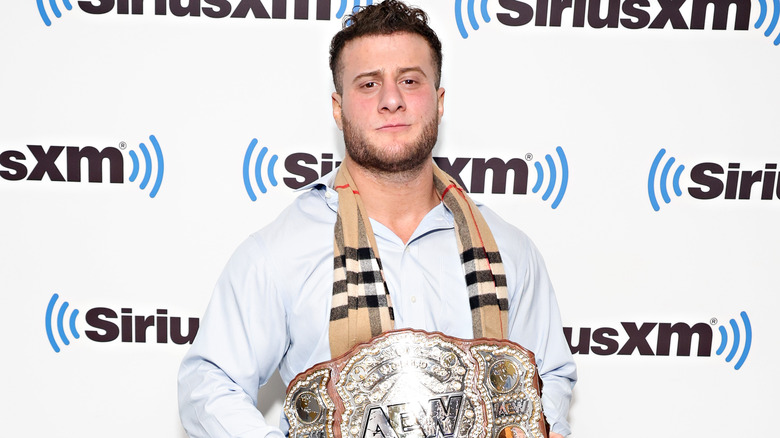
(178, 1), (576, 437)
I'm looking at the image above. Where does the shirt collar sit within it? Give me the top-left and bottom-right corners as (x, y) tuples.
(297, 169), (340, 212)
(297, 167), (483, 218)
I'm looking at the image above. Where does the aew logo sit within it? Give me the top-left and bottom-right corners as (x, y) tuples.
(647, 148), (780, 211)
(0, 135), (164, 198)
(564, 311), (752, 370)
(361, 394), (464, 438)
(457, 0), (780, 47)
(36, 0), (373, 25)
(242, 140), (569, 208)
(44, 293), (198, 353)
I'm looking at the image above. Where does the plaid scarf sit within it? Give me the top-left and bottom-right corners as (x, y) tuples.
(329, 164), (509, 358)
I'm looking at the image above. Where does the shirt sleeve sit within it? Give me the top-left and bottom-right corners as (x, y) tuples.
(178, 235), (289, 438)
(502, 231), (578, 437)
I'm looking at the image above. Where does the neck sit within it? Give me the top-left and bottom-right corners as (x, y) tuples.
(343, 157), (440, 244)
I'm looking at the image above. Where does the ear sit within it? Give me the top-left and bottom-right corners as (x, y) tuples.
(437, 87), (445, 123)
(332, 92), (344, 130)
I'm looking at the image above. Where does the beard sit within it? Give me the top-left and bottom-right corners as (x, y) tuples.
(342, 114), (439, 176)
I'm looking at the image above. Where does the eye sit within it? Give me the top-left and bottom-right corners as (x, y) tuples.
(363, 81), (378, 89)
(401, 79), (416, 85)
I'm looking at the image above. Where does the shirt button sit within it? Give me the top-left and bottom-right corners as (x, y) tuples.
(411, 296), (417, 303)
(325, 192), (332, 199)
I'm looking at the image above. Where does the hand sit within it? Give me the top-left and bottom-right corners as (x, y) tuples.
(549, 433), (565, 438)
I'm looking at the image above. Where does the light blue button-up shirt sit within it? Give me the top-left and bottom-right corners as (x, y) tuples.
(178, 173), (577, 437)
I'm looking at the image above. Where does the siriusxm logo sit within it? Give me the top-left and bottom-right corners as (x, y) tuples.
(564, 311), (752, 370)
(457, 0), (779, 46)
(128, 135), (165, 198)
(648, 148), (780, 210)
(434, 146), (569, 209)
(242, 138), (342, 200)
(36, 0), (373, 26)
(0, 135), (164, 198)
(243, 138), (279, 201)
(36, 0), (72, 26)
(44, 293), (199, 352)
(45, 293), (80, 353)
(455, 0), (492, 38)
(756, 0), (780, 45)
(242, 140), (569, 208)
(336, 0), (374, 19)
(715, 311), (752, 370)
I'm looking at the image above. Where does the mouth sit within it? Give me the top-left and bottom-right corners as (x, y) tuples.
(377, 123), (410, 131)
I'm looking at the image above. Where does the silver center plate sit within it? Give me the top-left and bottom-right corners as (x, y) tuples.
(284, 330), (547, 438)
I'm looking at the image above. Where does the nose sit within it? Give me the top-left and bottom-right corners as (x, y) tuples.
(377, 81), (405, 113)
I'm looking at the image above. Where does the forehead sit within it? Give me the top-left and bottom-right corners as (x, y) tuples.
(339, 32), (435, 77)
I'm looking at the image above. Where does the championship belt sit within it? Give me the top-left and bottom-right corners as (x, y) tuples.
(283, 329), (548, 438)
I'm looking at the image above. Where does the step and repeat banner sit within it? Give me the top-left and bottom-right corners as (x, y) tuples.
(1, 1), (777, 437)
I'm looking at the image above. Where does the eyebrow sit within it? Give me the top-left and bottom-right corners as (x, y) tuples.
(351, 70), (382, 85)
(350, 66), (428, 85)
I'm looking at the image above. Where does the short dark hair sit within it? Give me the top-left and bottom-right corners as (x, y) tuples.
(329, 0), (443, 94)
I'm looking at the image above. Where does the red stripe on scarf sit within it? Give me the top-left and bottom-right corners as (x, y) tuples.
(335, 184), (359, 195)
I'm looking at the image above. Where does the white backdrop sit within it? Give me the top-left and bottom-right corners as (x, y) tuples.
(1, 1), (778, 437)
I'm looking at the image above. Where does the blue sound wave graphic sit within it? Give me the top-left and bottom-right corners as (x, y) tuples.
(648, 149), (685, 211)
(128, 135), (165, 198)
(531, 146), (568, 209)
(455, 0), (491, 39)
(716, 311), (752, 370)
(45, 293), (80, 353)
(337, 0), (373, 19)
(243, 138), (279, 201)
(756, 0), (780, 46)
(36, 0), (73, 26)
